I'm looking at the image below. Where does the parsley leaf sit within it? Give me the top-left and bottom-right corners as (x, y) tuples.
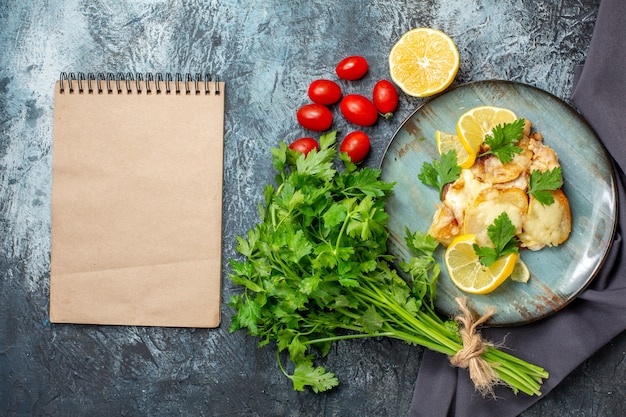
(357, 305), (384, 333)
(335, 166), (395, 198)
(405, 227), (439, 256)
(479, 118), (525, 163)
(400, 229), (440, 308)
(473, 212), (519, 266)
(418, 150), (461, 199)
(529, 167), (563, 205)
(285, 356), (339, 393)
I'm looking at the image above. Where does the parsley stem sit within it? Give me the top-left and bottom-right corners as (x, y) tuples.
(335, 308), (361, 321)
(304, 331), (396, 345)
(483, 348), (548, 377)
(383, 328), (457, 354)
(488, 357), (542, 396)
(359, 279), (461, 353)
(353, 294), (458, 355)
(334, 211), (352, 254)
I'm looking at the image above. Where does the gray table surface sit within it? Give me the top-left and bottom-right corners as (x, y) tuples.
(2, 1), (625, 416)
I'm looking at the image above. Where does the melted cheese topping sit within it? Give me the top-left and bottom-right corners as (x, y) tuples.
(463, 188), (528, 247)
(518, 190), (571, 250)
(442, 169), (489, 230)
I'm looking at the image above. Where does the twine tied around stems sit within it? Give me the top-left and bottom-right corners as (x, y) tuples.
(449, 297), (500, 396)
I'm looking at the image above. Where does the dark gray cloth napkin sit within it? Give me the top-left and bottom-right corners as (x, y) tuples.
(408, 0), (626, 415)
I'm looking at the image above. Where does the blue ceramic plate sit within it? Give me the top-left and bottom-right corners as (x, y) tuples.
(380, 80), (617, 326)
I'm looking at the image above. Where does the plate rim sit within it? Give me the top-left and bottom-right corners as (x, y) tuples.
(378, 79), (619, 327)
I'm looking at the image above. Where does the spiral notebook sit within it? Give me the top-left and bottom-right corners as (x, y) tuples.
(50, 72), (225, 328)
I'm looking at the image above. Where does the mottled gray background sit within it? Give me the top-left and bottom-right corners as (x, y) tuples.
(1, 0), (624, 416)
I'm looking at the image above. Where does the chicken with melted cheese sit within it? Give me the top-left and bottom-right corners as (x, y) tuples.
(427, 120), (571, 251)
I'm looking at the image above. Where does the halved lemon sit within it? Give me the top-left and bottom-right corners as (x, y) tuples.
(456, 106), (518, 154)
(509, 258), (530, 283)
(444, 234), (518, 294)
(388, 28), (460, 97)
(435, 130), (476, 169)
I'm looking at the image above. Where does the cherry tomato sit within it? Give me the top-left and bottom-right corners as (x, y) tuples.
(289, 137), (319, 156)
(335, 56), (369, 80)
(340, 94), (378, 126)
(340, 131), (371, 163)
(308, 79), (342, 105)
(296, 103), (333, 131)
(372, 80), (399, 118)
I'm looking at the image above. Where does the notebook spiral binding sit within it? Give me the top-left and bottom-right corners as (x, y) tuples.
(58, 72), (221, 95)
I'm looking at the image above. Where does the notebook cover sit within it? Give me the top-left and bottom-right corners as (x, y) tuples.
(50, 78), (225, 328)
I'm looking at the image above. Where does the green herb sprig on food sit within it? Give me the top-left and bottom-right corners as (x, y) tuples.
(229, 132), (548, 396)
(529, 167), (563, 205)
(418, 150), (461, 198)
(479, 118), (526, 163)
(473, 212), (520, 266)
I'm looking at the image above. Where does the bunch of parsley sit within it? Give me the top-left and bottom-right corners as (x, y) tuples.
(229, 132), (547, 396)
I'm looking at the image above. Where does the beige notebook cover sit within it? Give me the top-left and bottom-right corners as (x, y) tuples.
(50, 73), (224, 328)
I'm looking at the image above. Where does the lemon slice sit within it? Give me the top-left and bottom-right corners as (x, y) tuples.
(509, 258), (530, 283)
(435, 130), (476, 169)
(388, 28), (460, 97)
(444, 234), (518, 294)
(456, 106), (518, 154)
